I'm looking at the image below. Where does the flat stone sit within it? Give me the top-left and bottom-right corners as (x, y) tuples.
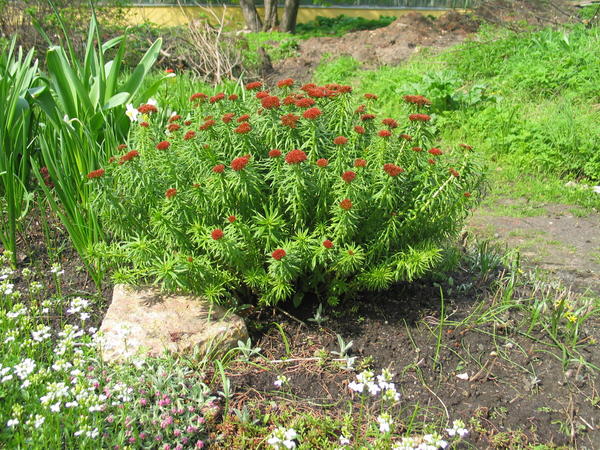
(99, 284), (248, 363)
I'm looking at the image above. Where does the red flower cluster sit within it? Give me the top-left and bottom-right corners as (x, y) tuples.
(300, 83), (316, 91)
(355, 105), (366, 114)
(281, 113), (299, 128)
(229, 94), (238, 101)
(364, 93), (378, 100)
(383, 163), (404, 177)
(449, 168), (460, 177)
(199, 119), (216, 131)
(86, 169), (105, 179)
(306, 87), (331, 98)
(354, 125), (365, 134)
(119, 150), (139, 164)
(378, 130), (392, 138)
(227, 215), (236, 223)
(285, 149), (307, 164)
(165, 188), (177, 198)
(325, 83), (352, 94)
(210, 93), (225, 103)
(190, 92), (207, 102)
(412, 146), (423, 152)
(303, 108), (321, 120)
(234, 122), (252, 134)
(323, 239), (334, 249)
(428, 159), (436, 165)
(408, 113), (431, 122)
(403, 95), (432, 106)
(382, 118), (398, 128)
(400, 134), (412, 141)
(184, 131), (196, 140)
(140, 122), (149, 128)
(272, 248), (286, 260)
(277, 78), (294, 88)
(156, 141), (170, 150)
(342, 171), (356, 183)
(339, 198), (353, 210)
(168, 123), (180, 132)
(261, 95), (281, 109)
(169, 114), (181, 122)
(428, 148), (443, 156)
(295, 97), (315, 108)
(138, 104), (157, 114)
(212, 164), (225, 173)
(222, 113), (235, 123)
(231, 156), (250, 171)
(117, 144), (127, 150)
(256, 91), (269, 100)
(316, 158), (329, 168)
(333, 136), (348, 146)
(245, 81), (263, 90)
(165, 68), (174, 74)
(464, 192), (472, 198)
(269, 149), (282, 158)
(184, 120), (192, 126)
(237, 114), (250, 123)
(361, 114), (376, 121)
(211, 229), (224, 240)
(354, 158), (367, 168)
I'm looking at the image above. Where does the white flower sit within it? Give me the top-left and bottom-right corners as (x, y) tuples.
(274, 375), (288, 388)
(446, 419), (468, 438)
(268, 427), (297, 449)
(50, 264), (64, 276)
(80, 312), (90, 321)
(348, 381), (364, 393)
(147, 98), (158, 106)
(339, 434), (350, 445)
(32, 325), (52, 342)
(125, 103), (139, 122)
(6, 418), (19, 427)
(366, 381), (381, 396)
(14, 358), (36, 380)
(50, 402), (61, 412)
(21, 380), (31, 389)
(33, 415), (45, 429)
(377, 413), (393, 434)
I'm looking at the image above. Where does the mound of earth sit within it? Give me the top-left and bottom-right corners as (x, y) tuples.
(268, 11), (480, 84)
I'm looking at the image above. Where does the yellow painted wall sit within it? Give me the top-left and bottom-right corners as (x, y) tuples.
(125, 6), (451, 28)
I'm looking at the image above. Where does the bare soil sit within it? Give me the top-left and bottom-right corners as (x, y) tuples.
(469, 201), (600, 296)
(219, 265), (600, 448)
(267, 12), (479, 85)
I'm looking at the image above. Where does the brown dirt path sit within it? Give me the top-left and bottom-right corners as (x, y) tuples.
(468, 202), (600, 296)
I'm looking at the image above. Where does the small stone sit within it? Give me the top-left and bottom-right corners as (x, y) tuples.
(456, 372), (469, 380)
(99, 284), (248, 363)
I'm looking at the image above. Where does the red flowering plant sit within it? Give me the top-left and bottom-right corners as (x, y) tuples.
(91, 83), (483, 307)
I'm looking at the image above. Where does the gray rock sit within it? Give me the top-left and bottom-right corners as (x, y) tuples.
(99, 284), (248, 363)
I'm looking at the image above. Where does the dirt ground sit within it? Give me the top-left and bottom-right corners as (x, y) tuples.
(268, 12), (479, 84)
(221, 264), (600, 448)
(469, 201), (600, 296)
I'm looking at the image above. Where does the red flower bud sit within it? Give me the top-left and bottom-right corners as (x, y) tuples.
(156, 141), (170, 150)
(341, 171), (356, 183)
(323, 239), (334, 249)
(339, 198), (353, 210)
(285, 149), (307, 164)
(272, 248), (286, 260)
(316, 158), (329, 168)
(211, 229), (224, 240)
(165, 188), (177, 198)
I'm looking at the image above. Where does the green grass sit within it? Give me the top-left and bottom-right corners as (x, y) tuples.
(310, 24), (600, 190)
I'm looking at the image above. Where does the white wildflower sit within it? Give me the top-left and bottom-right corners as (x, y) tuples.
(377, 413), (393, 434)
(274, 375), (288, 388)
(446, 419), (468, 438)
(125, 103), (139, 122)
(6, 418), (19, 428)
